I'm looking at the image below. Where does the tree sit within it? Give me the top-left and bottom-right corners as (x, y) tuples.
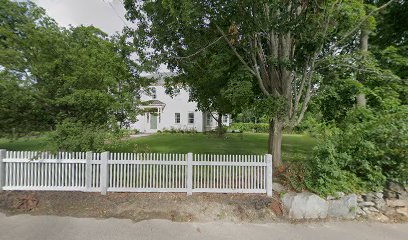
(0, 0), (61, 135)
(124, 0), (369, 166)
(0, 0), (147, 148)
(165, 48), (255, 135)
(371, 0), (408, 104)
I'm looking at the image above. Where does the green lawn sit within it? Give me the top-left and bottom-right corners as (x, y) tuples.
(0, 133), (316, 162)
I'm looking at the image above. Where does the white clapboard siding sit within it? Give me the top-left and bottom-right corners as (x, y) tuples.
(0, 150), (272, 196)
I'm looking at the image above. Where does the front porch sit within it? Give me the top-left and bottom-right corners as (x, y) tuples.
(140, 100), (166, 133)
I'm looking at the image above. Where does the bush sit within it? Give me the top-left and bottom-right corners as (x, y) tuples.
(229, 123), (269, 133)
(49, 120), (108, 152)
(305, 107), (408, 196)
(305, 141), (365, 196)
(160, 127), (197, 134)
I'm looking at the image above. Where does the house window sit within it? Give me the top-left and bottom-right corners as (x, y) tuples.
(222, 115), (228, 124)
(188, 112), (194, 124)
(151, 87), (157, 99)
(206, 113), (212, 126)
(175, 113), (180, 123)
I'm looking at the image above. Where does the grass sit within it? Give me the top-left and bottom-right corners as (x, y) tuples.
(0, 133), (316, 162)
(0, 136), (50, 151)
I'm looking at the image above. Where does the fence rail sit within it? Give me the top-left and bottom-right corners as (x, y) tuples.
(0, 150), (272, 196)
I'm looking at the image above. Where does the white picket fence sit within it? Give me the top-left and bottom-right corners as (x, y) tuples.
(0, 150), (273, 196)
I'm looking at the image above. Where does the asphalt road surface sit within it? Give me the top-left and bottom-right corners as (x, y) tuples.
(1, 213), (407, 240)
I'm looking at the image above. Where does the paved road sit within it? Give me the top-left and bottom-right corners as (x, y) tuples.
(1, 213), (407, 240)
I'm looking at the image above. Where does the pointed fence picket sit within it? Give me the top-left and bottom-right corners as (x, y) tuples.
(0, 150), (272, 196)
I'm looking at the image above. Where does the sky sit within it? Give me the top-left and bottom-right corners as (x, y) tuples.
(30, 0), (168, 73)
(31, 0), (132, 35)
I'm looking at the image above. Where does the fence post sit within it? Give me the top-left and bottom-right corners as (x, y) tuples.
(265, 154), (273, 197)
(100, 151), (110, 195)
(85, 151), (93, 192)
(186, 152), (193, 196)
(0, 150), (6, 192)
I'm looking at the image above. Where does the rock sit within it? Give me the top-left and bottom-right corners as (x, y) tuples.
(356, 207), (366, 216)
(396, 207), (408, 217)
(386, 199), (408, 208)
(387, 182), (405, 194)
(357, 195), (364, 202)
(384, 190), (398, 199)
(367, 212), (389, 222)
(374, 198), (386, 211)
(362, 207), (371, 214)
(385, 208), (397, 216)
(359, 201), (375, 207)
(363, 192), (383, 202)
(336, 192), (345, 198)
(327, 194), (357, 219)
(368, 207), (379, 213)
(327, 192), (346, 200)
(282, 192), (328, 219)
(399, 191), (408, 200)
(272, 183), (286, 193)
(363, 193), (375, 202)
(375, 192), (384, 199)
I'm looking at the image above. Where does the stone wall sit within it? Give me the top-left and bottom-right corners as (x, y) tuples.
(356, 182), (408, 222)
(280, 182), (408, 222)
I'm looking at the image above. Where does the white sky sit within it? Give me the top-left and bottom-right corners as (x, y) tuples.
(32, 0), (132, 35)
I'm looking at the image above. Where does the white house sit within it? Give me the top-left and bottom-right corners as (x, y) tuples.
(130, 73), (231, 133)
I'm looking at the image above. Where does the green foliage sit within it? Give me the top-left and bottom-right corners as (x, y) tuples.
(0, 72), (49, 136)
(305, 107), (408, 196)
(305, 140), (365, 196)
(49, 120), (108, 152)
(229, 123), (269, 133)
(160, 127), (198, 134)
(0, 0), (145, 145)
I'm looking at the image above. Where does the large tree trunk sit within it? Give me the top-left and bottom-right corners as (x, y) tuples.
(357, 28), (369, 108)
(268, 118), (283, 168)
(216, 113), (223, 137)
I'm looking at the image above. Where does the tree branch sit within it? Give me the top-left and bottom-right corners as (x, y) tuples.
(330, 0), (395, 51)
(173, 36), (223, 59)
(215, 24), (271, 97)
(292, 1), (335, 125)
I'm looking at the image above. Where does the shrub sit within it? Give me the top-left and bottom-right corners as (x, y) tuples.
(229, 123), (269, 133)
(305, 107), (408, 196)
(49, 120), (108, 152)
(160, 127), (197, 134)
(305, 140), (365, 196)
(277, 162), (307, 192)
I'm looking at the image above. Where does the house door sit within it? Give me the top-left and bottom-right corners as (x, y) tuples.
(150, 113), (158, 129)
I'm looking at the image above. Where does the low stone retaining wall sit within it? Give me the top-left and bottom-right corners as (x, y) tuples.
(356, 182), (408, 222)
(279, 182), (408, 221)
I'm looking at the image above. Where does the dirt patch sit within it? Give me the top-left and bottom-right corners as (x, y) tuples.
(0, 191), (281, 223)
